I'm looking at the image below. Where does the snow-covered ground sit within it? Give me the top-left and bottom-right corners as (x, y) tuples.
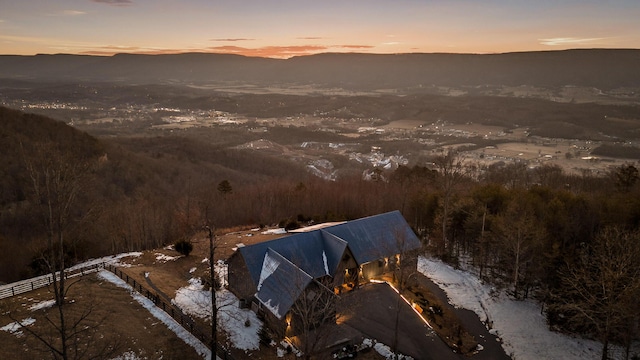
(0, 317), (35, 337)
(28, 299), (56, 311)
(172, 261), (262, 352)
(417, 256), (606, 360)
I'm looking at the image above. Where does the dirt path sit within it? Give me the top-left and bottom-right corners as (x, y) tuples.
(145, 273), (173, 303)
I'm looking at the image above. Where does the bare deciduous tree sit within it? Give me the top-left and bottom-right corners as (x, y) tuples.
(431, 149), (467, 257)
(18, 143), (116, 360)
(553, 227), (640, 360)
(287, 276), (339, 360)
(493, 197), (544, 299)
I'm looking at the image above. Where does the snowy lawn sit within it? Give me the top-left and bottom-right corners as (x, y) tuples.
(417, 256), (604, 360)
(171, 260), (261, 352)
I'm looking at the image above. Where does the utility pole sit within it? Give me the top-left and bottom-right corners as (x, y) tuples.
(205, 225), (217, 358)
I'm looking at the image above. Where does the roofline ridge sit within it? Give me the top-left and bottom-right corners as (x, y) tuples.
(265, 247), (314, 281)
(320, 229), (348, 244)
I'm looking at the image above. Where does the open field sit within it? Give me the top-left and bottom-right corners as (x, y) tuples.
(0, 274), (203, 360)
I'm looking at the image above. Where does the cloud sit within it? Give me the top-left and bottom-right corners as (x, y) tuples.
(207, 45), (329, 58)
(539, 37), (606, 46)
(92, 0), (133, 6)
(382, 42), (401, 46)
(77, 43), (376, 58)
(46, 10), (87, 16)
(297, 37), (325, 40)
(337, 45), (375, 49)
(0, 34), (53, 43)
(63, 10), (87, 16)
(209, 38), (255, 42)
(80, 45), (186, 55)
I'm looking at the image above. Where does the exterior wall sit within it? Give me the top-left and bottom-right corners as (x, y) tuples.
(288, 281), (337, 337)
(333, 248), (358, 288)
(254, 300), (287, 339)
(360, 250), (420, 282)
(227, 252), (257, 302)
(360, 259), (386, 280)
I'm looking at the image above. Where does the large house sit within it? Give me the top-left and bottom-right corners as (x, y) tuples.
(227, 210), (422, 338)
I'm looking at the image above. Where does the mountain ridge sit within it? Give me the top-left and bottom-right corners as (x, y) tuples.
(1, 49), (639, 90)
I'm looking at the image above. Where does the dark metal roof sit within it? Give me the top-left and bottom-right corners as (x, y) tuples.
(321, 210), (421, 264)
(254, 249), (312, 319)
(238, 228), (348, 287)
(236, 210), (421, 318)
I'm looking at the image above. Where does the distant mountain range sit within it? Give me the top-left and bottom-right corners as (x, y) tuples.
(1, 49), (639, 90)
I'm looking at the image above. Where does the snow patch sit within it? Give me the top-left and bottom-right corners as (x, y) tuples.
(171, 262), (261, 352)
(322, 251), (329, 275)
(29, 299), (56, 311)
(257, 252), (280, 291)
(1, 317), (35, 337)
(417, 256), (605, 360)
(155, 253), (181, 263)
(110, 351), (141, 360)
(373, 342), (413, 359)
(215, 260), (228, 288)
(173, 278), (212, 321)
(260, 298), (282, 320)
(261, 228), (287, 235)
(217, 289), (262, 351)
(277, 340), (301, 357)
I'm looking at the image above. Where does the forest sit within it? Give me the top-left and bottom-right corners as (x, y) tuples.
(1, 105), (639, 357)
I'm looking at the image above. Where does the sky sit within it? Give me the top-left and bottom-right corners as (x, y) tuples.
(1, 0), (639, 58)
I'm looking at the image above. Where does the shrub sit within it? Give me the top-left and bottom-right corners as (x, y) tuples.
(284, 220), (300, 231)
(174, 239), (193, 256)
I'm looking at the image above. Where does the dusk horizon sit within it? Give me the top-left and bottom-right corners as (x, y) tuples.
(1, 0), (639, 58)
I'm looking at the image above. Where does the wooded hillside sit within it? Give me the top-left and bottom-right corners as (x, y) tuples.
(1, 106), (638, 358)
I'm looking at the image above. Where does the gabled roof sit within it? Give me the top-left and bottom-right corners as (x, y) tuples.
(321, 210), (421, 264)
(234, 210), (421, 319)
(255, 249), (313, 319)
(238, 228), (348, 287)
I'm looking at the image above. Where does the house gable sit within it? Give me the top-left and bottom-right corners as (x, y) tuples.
(237, 229), (348, 285)
(255, 248), (313, 320)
